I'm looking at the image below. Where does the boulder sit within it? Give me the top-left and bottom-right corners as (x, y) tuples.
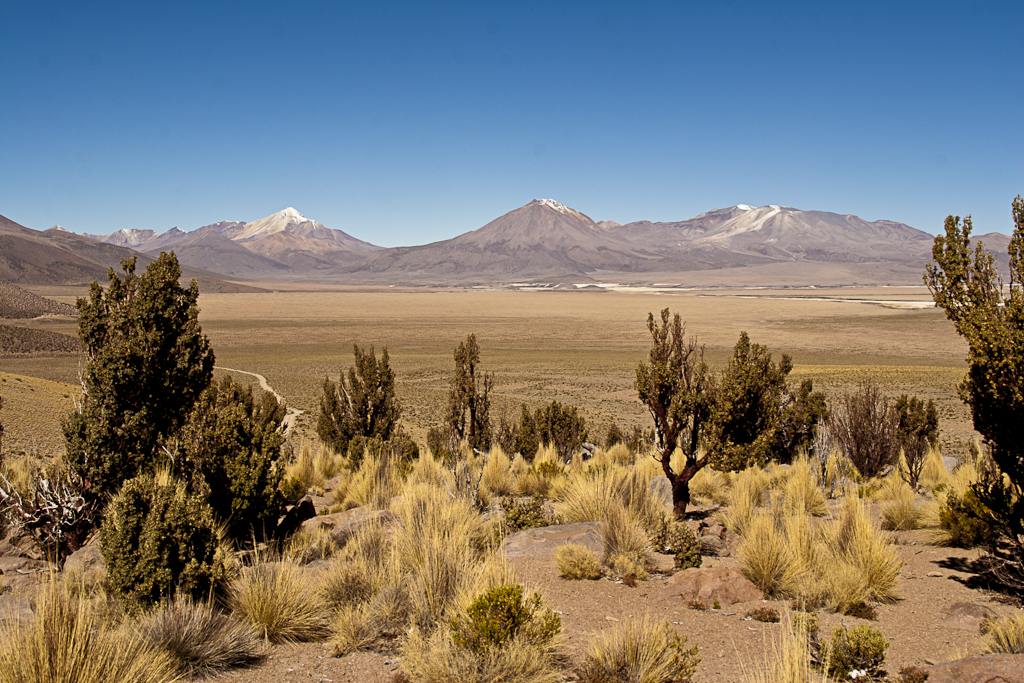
(653, 566), (762, 606)
(943, 456), (960, 473)
(0, 528), (42, 560)
(277, 496), (316, 538)
(0, 595), (34, 627)
(939, 601), (999, 632)
(63, 542), (106, 583)
(326, 509), (401, 549)
(502, 522), (603, 559)
(650, 476), (672, 507)
(920, 654), (1024, 683)
(699, 535), (729, 557)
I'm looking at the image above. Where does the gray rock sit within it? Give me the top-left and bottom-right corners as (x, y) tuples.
(502, 522), (603, 559)
(943, 456), (960, 473)
(326, 509), (400, 549)
(920, 654), (1024, 683)
(650, 475), (672, 507)
(0, 595), (34, 627)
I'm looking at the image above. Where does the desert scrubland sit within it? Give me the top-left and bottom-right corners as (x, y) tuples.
(3, 284), (973, 459)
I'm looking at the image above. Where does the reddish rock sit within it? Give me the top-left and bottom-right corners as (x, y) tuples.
(920, 654), (1024, 683)
(939, 601), (998, 632)
(653, 566), (763, 606)
(0, 528), (42, 560)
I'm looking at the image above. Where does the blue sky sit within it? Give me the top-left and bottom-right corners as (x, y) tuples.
(1, 1), (1021, 247)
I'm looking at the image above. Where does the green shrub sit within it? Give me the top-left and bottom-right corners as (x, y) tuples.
(502, 496), (550, 534)
(939, 489), (998, 548)
(554, 544), (603, 580)
(745, 607), (780, 623)
(535, 400), (588, 463)
(101, 474), (230, 610)
(449, 585), (561, 655)
(173, 375), (286, 541)
(280, 476), (307, 505)
(316, 345), (402, 457)
(653, 519), (702, 570)
(823, 624), (889, 679)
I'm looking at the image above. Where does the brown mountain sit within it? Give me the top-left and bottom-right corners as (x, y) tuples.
(339, 199), (659, 282)
(0, 214), (263, 290)
(0, 280), (78, 318)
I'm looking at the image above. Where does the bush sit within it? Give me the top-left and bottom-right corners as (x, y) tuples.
(502, 496), (550, 534)
(449, 585), (560, 655)
(823, 624), (889, 679)
(64, 254), (214, 507)
(879, 480), (924, 531)
(135, 595), (265, 677)
(981, 611), (1024, 654)
(555, 543), (603, 580)
(229, 559), (330, 643)
(653, 519), (701, 570)
(938, 489), (998, 548)
(101, 474), (230, 610)
(605, 422), (625, 449)
(895, 395), (939, 488)
(746, 607), (780, 623)
(441, 334), (494, 453)
(828, 382), (901, 479)
(576, 616), (700, 683)
(0, 576), (177, 683)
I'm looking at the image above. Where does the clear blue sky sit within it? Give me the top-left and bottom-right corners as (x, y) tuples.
(2, 1), (1021, 247)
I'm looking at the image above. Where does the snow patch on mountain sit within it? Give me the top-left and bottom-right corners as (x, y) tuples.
(235, 207), (321, 240)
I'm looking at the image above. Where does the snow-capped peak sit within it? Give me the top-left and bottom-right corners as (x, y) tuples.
(235, 207), (317, 240)
(532, 198), (590, 223)
(50, 225), (68, 232)
(735, 204), (754, 211)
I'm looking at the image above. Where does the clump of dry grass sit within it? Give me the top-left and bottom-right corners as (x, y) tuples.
(741, 614), (829, 683)
(555, 466), (666, 536)
(717, 465), (770, 535)
(982, 611), (1024, 654)
(690, 465), (730, 506)
(739, 512), (809, 598)
(229, 559), (330, 643)
(819, 496), (902, 607)
(919, 445), (950, 491)
(285, 440), (342, 491)
(555, 543), (603, 580)
(346, 445), (404, 510)
(402, 624), (564, 683)
(480, 446), (516, 497)
(576, 615), (700, 683)
(601, 502), (652, 580)
(284, 524), (338, 564)
(0, 576), (176, 683)
(135, 595), (265, 677)
(782, 456), (828, 517)
(878, 479), (924, 531)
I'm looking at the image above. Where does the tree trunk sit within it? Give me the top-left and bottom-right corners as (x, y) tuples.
(671, 475), (691, 520)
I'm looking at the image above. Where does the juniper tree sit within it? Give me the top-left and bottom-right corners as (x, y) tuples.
(444, 334), (493, 452)
(317, 344), (402, 455)
(895, 394), (939, 488)
(63, 254), (214, 503)
(925, 195), (1024, 579)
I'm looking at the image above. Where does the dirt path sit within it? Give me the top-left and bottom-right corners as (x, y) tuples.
(215, 365), (304, 434)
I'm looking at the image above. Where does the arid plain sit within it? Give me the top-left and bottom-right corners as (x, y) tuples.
(4, 283), (975, 460)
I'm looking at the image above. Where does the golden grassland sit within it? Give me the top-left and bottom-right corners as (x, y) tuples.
(0, 371), (77, 456)
(4, 285), (977, 457)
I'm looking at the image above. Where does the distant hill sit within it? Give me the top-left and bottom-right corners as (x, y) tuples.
(0, 281), (77, 318)
(0, 324), (81, 356)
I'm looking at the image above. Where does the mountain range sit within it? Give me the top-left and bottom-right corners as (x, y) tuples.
(2, 200), (1013, 287)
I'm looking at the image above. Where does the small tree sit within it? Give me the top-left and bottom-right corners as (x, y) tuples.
(925, 195), (1024, 581)
(442, 334), (493, 452)
(516, 404), (540, 461)
(895, 394), (939, 488)
(828, 382), (900, 479)
(316, 344), (402, 455)
(63, 254), (214, 504)
(535, 400), (588, 463)
(635, 310), (717, 519)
